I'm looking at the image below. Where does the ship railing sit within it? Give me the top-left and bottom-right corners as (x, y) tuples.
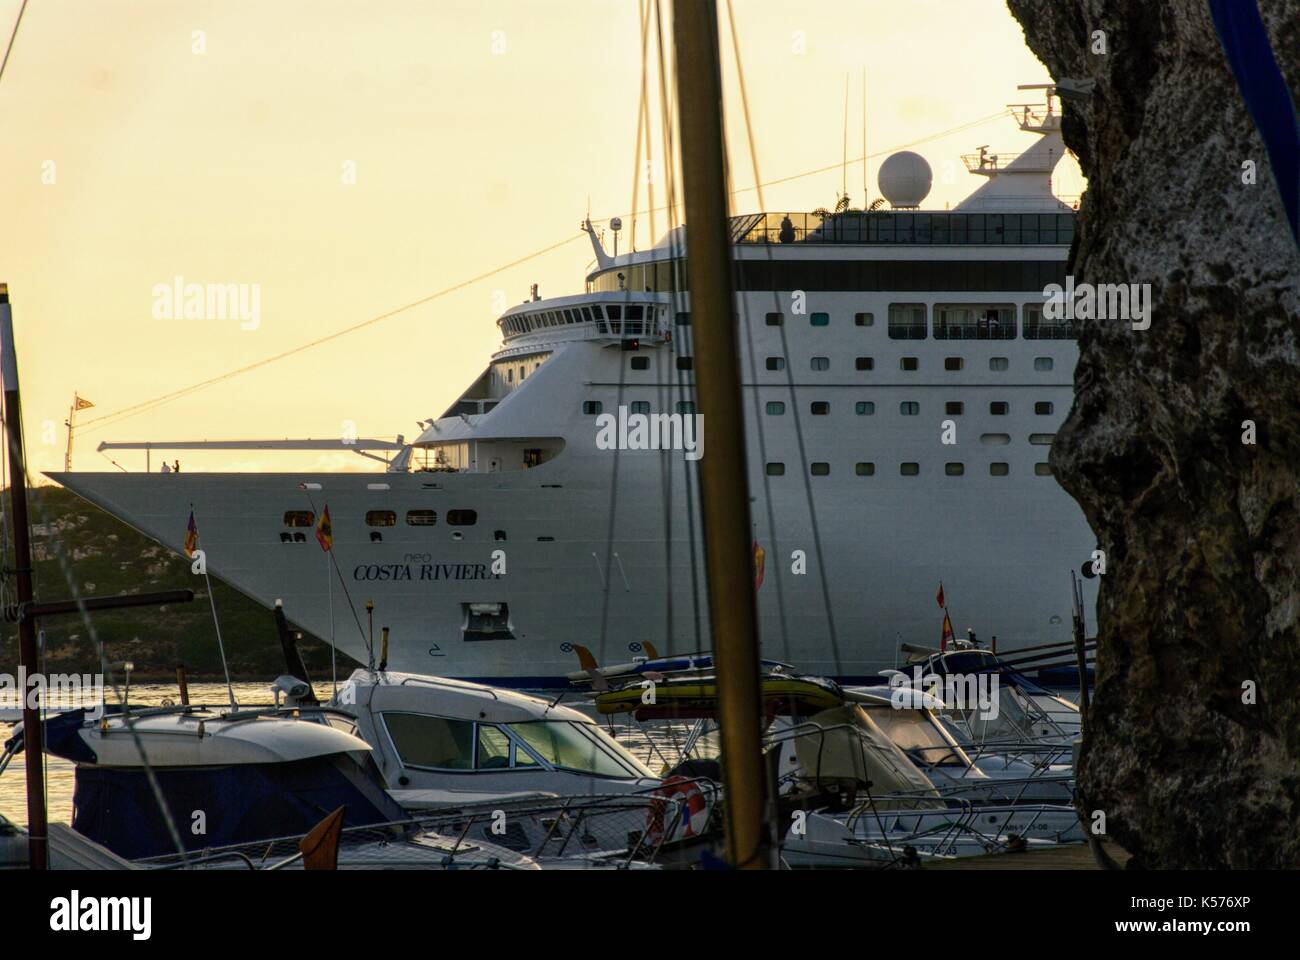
(731, 210), (1077, 246)
(885, 322), (928, 340)
(932, 323), (1019, 341)
(1022, 322), (1078, 340)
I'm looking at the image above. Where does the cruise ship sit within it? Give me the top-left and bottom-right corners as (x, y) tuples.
(50, 88), (1098, 686)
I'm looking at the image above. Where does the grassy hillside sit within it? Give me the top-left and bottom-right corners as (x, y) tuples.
(1, 485), (359, 680)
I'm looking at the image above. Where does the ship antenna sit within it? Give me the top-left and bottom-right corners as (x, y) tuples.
(841, 72), (850, 205)
(862, 68), (868, 209)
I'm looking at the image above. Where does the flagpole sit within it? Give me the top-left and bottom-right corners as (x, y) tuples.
(327, 545), (337, 699)
(64, 397), (74, 471)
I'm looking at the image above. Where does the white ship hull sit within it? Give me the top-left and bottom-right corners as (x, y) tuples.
(49, 311), (1097, 685)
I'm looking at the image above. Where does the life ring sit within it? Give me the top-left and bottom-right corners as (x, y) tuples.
(644, 775), (709, 846)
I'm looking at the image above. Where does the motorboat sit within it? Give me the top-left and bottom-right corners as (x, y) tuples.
(5, 705), (407, 861)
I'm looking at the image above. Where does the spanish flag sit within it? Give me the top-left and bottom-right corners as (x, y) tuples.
(316, 504), (333, 552)
(183, 510), (199, 558)
(940, 609), (955, 652)
(752, 540), (765, 590)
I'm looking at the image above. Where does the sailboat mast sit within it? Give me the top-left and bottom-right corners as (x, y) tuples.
(0, 285), (49, 870)
(670, 0), (768, 869)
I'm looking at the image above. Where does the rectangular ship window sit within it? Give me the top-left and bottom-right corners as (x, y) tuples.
(887, 304), (927, 340)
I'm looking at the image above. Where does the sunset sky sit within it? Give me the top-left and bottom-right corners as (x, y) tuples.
(0, 0), (1081, 478)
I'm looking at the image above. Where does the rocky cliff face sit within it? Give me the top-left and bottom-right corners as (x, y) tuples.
(1005, 0), (1300, 867)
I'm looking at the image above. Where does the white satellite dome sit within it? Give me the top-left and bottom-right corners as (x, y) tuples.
(877, 151), (932, 209)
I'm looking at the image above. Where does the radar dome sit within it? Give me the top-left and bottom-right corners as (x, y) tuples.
(877, 151), (932, 209)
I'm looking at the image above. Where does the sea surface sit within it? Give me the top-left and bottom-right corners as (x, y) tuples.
(0, 680), (684, 830)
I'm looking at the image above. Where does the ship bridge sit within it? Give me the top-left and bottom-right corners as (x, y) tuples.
(495, 291), (671, 349)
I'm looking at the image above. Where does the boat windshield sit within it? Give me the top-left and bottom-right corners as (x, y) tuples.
(508, 720), (655, 779)
(864, 707), (967, 767)
(941, 683), (1038, 743)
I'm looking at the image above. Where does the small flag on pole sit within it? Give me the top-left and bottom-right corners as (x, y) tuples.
(316, 505), (333, 552)
(753, 540), (765, 590)
(183, 510), (199, 558)
(73, 395), (94, 410)
(941, 609), (955, 651)
(936, 582), (945, 609)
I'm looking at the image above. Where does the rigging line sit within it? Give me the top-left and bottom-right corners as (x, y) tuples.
(0, 0), (27, 88)
(594, 0), (655, 688)
(658, 21), (706, 655)
(74, 232), (587, 436)
(725, 0), (842, 676)
(651, 0), (679, 657)
(640, 0), (657, 250)
(627, 0), (651, 254)
(723, 0), (792, 665)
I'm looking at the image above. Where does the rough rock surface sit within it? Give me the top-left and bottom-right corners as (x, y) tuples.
(1005, 0), (1300, 867)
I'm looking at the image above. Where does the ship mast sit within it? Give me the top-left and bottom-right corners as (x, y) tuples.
(671, 0), (768, 869)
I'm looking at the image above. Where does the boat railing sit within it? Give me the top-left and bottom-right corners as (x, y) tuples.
(412, 782), (720, 866)
(136, 789), (712, 870)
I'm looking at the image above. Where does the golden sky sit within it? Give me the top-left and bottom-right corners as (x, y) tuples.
(0, 0), (1081, 478)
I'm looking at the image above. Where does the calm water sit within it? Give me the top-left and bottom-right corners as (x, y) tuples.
(0, 680), (682, 830)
